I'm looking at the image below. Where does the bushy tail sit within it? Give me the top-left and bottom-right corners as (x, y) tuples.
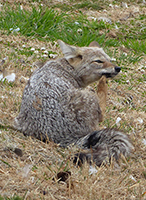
(74, 129), (134, 166)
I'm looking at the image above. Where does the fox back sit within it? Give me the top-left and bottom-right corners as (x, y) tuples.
(15, 41), (133, 166)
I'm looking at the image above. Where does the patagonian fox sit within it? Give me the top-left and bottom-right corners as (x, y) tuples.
(14, 40), (133, 166)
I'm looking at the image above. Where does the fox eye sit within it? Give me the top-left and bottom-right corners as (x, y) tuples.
(94, 60), (104, 63)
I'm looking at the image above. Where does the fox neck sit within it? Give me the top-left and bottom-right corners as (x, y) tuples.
(58, 58), (85, 88)
(59, 58), (75, 74)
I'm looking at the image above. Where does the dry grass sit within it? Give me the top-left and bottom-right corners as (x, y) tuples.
(0, 1), (146, 199)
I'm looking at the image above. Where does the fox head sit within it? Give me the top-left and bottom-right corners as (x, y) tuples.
(58, 40), (121, 87)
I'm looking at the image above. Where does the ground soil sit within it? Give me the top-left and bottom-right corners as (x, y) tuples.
(0, 1), (146, 199)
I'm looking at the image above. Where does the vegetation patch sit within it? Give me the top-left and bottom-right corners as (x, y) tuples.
(0, 0), (146, 199)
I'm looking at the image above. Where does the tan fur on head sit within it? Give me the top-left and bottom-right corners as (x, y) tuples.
(58, 40), (120, 87)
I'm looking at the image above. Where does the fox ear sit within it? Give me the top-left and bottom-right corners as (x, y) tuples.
(58, 40), (82, 68)
(58, 40), (77, 60)
(89, 41), (100, 48)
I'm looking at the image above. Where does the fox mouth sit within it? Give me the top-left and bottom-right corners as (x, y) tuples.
(102, 66), (121, 78)
(102, 72), (119, 78)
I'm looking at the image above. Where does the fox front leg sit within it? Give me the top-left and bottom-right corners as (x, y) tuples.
(96, 76), (108, 122)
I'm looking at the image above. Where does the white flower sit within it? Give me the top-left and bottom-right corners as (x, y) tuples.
(89, 166), (98, 175)
(75, 21), (79, 25)
(43, 50), (48, 54)
(3, 73), (16, 82)
(137, 118), (143, 124)
(30, 47), (35, 51)
(41, 47), (46, 51)
(116, 117), (121, 124)
(77, 28), (82, 33)
(142, 139), (146, 145)
(42, 54), (48, 58)
(49, 54), (57, 58)
(13, 27), (20, 32)
(129, 175), (136, 182)
(111, 57), (116, 61)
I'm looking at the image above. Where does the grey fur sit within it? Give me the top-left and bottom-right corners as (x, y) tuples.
(14, 41), (133, 166)
(75, 129), (133, 166)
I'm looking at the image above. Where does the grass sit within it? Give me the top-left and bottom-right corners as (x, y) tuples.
(0, 0), (146, 199)
(0, 6), (64, 38)
(0, 5), (108, 46)
(51, 0), (108, 11)
(0, 196), (22, 200)
(0, 4), (145, 59)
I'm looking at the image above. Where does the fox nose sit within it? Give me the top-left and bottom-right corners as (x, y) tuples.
(115, 66), (121, 72)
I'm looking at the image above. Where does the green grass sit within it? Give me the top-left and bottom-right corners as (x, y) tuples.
(51, 0), (107, 11)
(0, 6), (64, 38)
(0, 5), (109, 47)
(0, 2), (146, 199)
(0, 196), (22, 200)
(137, 74), (146, 82)
(0, 4), (145, 64)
